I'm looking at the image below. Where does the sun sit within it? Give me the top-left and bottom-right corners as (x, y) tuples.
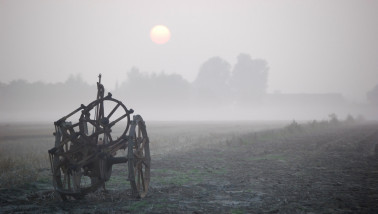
(150, 25), (171, 45)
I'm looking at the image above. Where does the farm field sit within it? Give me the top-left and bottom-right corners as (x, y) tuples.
(1, 120), (378, 213)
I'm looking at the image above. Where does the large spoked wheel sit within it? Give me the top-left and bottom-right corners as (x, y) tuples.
(50, 126), (104, 200)
(128, 115), (151, 198)
(79, 95), (132, 145)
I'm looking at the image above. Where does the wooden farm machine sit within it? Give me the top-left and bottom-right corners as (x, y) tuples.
(48, 75), (150, 200)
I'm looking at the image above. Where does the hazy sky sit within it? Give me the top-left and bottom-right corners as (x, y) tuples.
(1, 0), (377, 102)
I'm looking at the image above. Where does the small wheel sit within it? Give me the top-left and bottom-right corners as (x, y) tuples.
(128, 115), (151, 198)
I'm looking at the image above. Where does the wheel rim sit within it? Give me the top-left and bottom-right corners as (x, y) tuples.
(51, 130), (104, 199)
(79, 97), (131, 146)
(128, 115), (150, 198)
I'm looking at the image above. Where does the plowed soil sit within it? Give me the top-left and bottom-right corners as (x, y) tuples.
(1, 122), (378, 213)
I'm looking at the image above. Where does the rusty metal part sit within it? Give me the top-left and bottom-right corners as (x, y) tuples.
(48, 75), (150, 200)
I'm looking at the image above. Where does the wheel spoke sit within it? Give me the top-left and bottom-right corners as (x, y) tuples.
(140, 167), (145, 192)
(63, 170), (67, 188)
(137, 167), (141, 190)
(67, 173), (71, 190)
(138, 139), (146, 153)
(73, 170), (81, 191)
(142, 160), (150, 168)
(138, 126), (141, 138)
(109, 113), (128, 127)
(107, 103), (120, 119)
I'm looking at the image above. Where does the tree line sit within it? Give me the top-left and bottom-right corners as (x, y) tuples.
(1, 53), (377, 121)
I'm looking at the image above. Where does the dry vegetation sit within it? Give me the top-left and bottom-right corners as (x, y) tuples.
(0, 121), (284, 189)
(0, 124), (52, 188)
(1, 117), (378, 213)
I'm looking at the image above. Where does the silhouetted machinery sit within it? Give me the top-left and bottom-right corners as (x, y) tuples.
(48, 74), (150, 200)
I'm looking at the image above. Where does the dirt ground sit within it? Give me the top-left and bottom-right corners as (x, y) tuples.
(1, 122), (378, 213)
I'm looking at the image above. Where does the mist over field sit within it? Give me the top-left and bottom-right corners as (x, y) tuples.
(1, 0), (378, 122)
(2, 2), (378, 212)
(0, 62), (377, 122)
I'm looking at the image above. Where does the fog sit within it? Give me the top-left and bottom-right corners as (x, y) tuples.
(1, 0), (378, 122)
(1, 61), (377, 122)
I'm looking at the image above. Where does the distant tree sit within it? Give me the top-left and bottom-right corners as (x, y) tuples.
(117, 67), (192, 110)
(230, 53), (268, 105)
(344, 114), (355, 124)
(65, 74), (86, 86)
(367, 84), (378, 105)
(285, 120), (303, 134)
(328, 113), (339, 125)
(0, 75), (95, 121)
(193, 57), (231, 105)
